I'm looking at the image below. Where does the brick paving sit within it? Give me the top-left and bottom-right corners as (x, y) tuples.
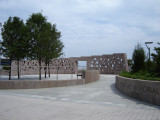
(0, 75), (160, 120)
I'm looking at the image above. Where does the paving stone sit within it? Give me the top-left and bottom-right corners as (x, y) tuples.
(0, 75), (159, 120)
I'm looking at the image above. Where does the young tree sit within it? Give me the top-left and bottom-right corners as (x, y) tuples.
(48, 25), (64, 77)
(26, 13), (64, 80)
(132, 43), (146, 72)
(42, 23), (64, 78)
(1, 17), (27, 80)
(151, 42), (160, 76)
(40, 22), (52, 78)
(26, 13), (48, 80)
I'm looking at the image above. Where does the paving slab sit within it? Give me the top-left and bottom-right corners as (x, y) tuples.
(0, 74), (78, 80)
(0, 75), (160, 120)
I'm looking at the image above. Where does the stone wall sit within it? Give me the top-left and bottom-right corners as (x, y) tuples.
(0, 70), (100, 89)
(116, 76), (160, 106)
(11, 53), (128, 75)
(73, 53), (128, 74)
(11, 58), (77, 76)
(85, 70), (100, 84)
(0, 79), (85, 89)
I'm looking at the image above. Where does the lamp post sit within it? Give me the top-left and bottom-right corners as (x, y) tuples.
(145, 42), (153, 61)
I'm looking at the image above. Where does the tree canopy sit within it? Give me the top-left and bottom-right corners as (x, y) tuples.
(0, 12), (64, 80)
(132, 43), (146, 72)
(1, 17), (27, 60)
(26, 13), (64, 79)
(0, 16), (27, 79)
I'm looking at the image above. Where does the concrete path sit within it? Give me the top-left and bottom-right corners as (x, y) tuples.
(1, 74), (78, 80)
(0, 75), (160, 120)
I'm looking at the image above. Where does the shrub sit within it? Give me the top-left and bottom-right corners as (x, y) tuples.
(120, 42), (160, 81)
(119, 71), (160, 81)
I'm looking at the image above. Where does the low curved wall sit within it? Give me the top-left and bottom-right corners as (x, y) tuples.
(0, 79), (85, 89)
(85, 70), (100, 84)
(116, 76), (160, 106)
(0, 70), (100, 89)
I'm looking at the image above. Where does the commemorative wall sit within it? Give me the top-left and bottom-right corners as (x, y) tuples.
(72, 53), (128, 74)
(11, 58), (77, 76)
(116, 76), (160, 106)
(11, 53), (128, 76)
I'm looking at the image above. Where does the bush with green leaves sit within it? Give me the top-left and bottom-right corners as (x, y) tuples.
(120, 42), (160, 81)
(119, 71), (160, 81)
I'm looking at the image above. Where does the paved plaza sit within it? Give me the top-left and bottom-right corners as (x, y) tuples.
(0, 74), (78, 80)
(0, 75), (160, 120)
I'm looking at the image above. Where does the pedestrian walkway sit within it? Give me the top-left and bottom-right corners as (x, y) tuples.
(0, 75), (160, 120)
(1, 74), (78, 80)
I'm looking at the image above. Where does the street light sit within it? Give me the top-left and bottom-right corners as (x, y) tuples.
(145, 42), (153, 61)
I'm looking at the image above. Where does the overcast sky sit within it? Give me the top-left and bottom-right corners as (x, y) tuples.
(0, 0), (160, 59)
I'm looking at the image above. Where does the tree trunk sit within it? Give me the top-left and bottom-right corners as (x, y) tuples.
(45, 70), (46, 78)
(39, 60), (41, 80)
(17, 60), (20, 79)
(9, 58), (12, 80)
(48, 61), (50, 77)
(45, 61), (47, 78)
(49, 67), (50, 77)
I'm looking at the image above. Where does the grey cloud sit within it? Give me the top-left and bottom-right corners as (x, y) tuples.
(0, 0), (160, 59)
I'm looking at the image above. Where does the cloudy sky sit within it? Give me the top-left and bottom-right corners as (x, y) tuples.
(0, 0), (160, 59)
